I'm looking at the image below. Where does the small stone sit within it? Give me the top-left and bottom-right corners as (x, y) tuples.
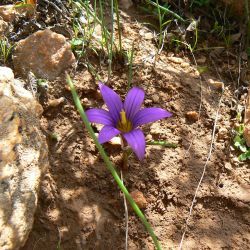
(152, 94), (159, 103)
(145, 99), (152, 105)
(65, 84), (71, 91)
(82, 97), (94, 107)
(218, 127), (228, 140)
(186, 111), (199, 122)
(168, 56), (183, 64)
(48, 97), (65, 107)
(181, 62), (190, 68)
(225, 162), (232, 171)
(232, 157), (240, 164)
(13, 29), (76, 80)
(196, 203), (203, 210)
(109, 136), (121, 145)
(144, 32), (154, 40)
(207, 79), (224, 91)
(130, 190), (147, 209)
(197, 56), (206, 64)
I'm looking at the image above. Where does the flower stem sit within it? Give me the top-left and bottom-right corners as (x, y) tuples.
(66, 74), (162, 250)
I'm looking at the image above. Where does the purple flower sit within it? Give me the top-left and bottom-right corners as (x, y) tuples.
(86, 83), (172, 160)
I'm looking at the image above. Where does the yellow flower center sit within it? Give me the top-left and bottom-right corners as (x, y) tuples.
(117, 109), (132, 133)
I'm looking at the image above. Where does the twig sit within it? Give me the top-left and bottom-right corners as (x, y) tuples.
(179, 90), (224, 249)
(121, 170), (129, 250)
(179, 56), (225, 249)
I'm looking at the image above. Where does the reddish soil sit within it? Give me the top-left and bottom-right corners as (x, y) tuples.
(18, 5), (250, 250)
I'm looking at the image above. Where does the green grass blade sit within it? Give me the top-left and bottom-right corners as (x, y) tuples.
(146, 0), (185, 23)
(66, 75), (162, 250)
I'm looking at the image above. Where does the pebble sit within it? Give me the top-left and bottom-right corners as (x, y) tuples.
(225, 162), (232, 171)
(207, 79), (224, 91)
(186, 111), (199, 122)
(146, 134), (152, 140)
(48, 97), (65, 107)
(145, 99), (153, 105)
(109, 136), (121, 145)
(130, 190), (147, 209)
(181, 62), (190, 68)
(168, 57), (183, 64)
(144, 32), (154, 40)
(197, 56), (206, 64)
(217, 127), (228, 140)
(152, 94), (159, 103)
(196, 203), (203, 210)
(65, 85), (71, 91)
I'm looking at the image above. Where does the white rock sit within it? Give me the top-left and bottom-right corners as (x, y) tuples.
(0, 67), (48, 250)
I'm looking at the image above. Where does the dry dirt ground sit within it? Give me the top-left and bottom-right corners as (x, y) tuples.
(19, 6), (250, 250)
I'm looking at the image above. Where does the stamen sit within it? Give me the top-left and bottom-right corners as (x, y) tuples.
(117, 109), (132, 132)
(120, 110), (127, 125)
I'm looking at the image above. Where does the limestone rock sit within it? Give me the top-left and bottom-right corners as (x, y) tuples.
(13, 29), (76, 80)
(0, 67), (48, 250)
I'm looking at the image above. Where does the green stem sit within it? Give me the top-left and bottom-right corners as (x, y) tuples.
(156, 0), (163, 50)
(114, 0), (122, 53)
(147, 140), (177, 148)
(147, 0), (185, 23)
(66, 75), (162, 250)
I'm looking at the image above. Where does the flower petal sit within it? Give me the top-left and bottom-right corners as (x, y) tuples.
(133, 108), (172, 128)
(99, 82), (123, 123)
(86, 108), (115, 126)
(123, 129), (145, 160)
(124, 87), (145, 121)
(98, 125), (121, 144)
